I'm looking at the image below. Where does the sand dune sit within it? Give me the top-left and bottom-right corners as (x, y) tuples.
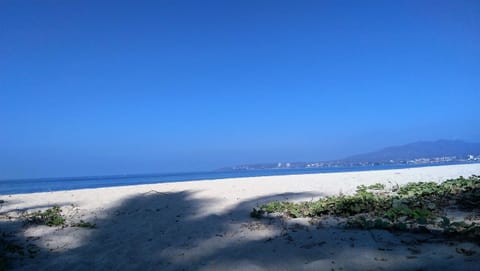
(2, 164), (480, 270)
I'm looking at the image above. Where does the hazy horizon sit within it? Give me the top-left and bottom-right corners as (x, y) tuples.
(1, 1), (479, 179)
(1, 138), (478, 181)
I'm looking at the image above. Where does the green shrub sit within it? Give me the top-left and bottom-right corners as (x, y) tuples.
(254, 175), (480, 241)
(27, 206), (65, 227)
(367, 183), (385, 190)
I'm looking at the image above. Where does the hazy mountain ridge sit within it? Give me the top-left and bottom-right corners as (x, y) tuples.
(341, 140), (480, 163)
(224, 140), (480, 170)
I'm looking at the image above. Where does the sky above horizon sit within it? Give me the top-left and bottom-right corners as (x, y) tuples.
(1, 0), (479, 179)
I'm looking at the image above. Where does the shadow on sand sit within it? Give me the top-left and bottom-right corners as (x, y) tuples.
(2, 190), (480, 271)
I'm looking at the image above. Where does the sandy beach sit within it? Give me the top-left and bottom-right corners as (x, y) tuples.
(2, 164), (480, 270)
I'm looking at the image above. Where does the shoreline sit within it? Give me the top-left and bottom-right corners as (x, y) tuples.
(3, 162), (480, 197)
(2, 163), (480, 270)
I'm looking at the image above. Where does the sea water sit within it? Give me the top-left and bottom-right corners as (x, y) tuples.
(0, 162), (470, 195)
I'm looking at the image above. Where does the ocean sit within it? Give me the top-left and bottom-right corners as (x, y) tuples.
(0, 162), (472, 195)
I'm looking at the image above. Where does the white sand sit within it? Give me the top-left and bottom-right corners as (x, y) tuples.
(2, 164), (480, 270)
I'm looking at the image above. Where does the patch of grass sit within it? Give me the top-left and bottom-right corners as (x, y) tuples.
(22, 206), (96, 230)
(254, 175), (480, 241)
(71, 220), (96, 229)
(367, 183), (386, 190)
(25, 206), (65, 227)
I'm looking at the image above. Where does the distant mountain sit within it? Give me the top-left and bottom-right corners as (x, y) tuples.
(340, 140), (480, 163)
(222, 139), (480, 170)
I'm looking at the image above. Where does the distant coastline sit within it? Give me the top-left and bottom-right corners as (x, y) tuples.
(222, 156), (480, 171)
(223, 139), (480, 171)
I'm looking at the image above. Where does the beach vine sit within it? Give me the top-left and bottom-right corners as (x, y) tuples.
(252, 175), (480, 241)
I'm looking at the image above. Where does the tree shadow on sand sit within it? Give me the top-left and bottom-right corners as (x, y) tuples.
(3, 189), (480, 271)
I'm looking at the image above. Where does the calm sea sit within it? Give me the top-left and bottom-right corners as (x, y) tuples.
(0, 162), (471, 195)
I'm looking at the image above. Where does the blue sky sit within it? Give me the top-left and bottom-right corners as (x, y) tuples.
(1, 0), (479, 179)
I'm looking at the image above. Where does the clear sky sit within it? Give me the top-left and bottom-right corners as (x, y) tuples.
(1, 0), (479, 179)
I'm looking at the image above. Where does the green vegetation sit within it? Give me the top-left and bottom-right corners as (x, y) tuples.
(0, 205), (96, 269)
(71, 220), (96, 229)
(26, 206), (65, 227)
(23, 206), (96, 229)
(252, 175), (480, 241)
(367, 183), (386, 190)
